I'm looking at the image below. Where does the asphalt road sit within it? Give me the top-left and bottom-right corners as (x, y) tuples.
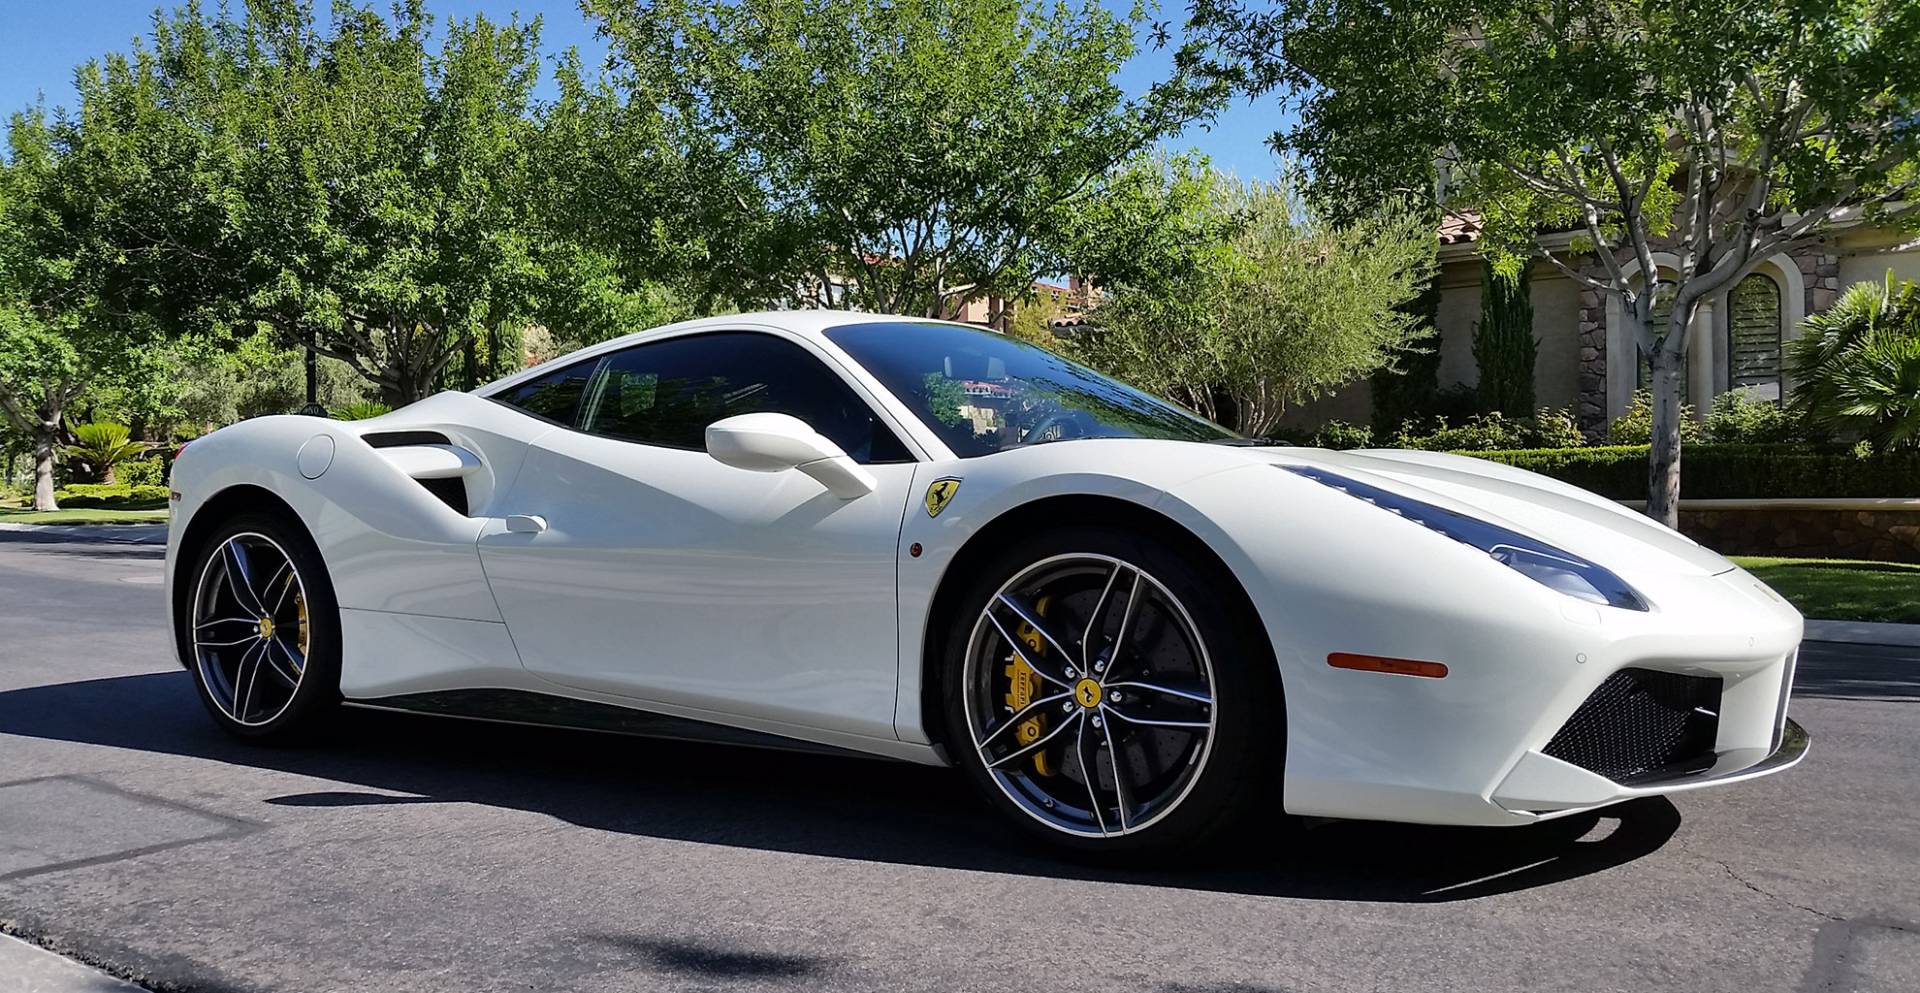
(0, 532), (1915, 993)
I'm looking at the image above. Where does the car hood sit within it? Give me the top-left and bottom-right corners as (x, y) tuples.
(1254, 447), (1735, 578)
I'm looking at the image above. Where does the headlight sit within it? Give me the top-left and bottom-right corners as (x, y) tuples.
(1282, 465), (1650, 611)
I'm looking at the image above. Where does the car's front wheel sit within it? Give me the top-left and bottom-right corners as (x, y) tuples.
(180, 512), (340, 740)
(940, 524), (1281, 857)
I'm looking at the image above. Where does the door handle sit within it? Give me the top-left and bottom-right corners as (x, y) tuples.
(505, 514), (548, 534)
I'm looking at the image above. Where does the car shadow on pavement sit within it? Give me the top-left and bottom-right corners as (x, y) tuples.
(0, 671), (1681, 903)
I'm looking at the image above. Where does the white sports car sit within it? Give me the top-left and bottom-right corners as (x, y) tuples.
(165, 311), (1808, 855)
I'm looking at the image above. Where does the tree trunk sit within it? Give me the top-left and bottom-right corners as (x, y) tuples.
(31, 422), (58, 511)
(1646, 347), (1685, 527)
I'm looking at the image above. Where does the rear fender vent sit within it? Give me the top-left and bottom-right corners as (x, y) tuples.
(362, 430), (453, 449)
(1543, 668), (1722, 785)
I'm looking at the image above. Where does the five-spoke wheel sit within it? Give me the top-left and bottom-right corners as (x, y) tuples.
(944, 525), (1276, 854)
(181, 514), (339, 738)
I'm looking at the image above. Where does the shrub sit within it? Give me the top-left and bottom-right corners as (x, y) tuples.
(1608, 389), (1702, 445)
(1391, 411), (1531, 451)
(119, 456), (166, 488)
(1460, 443), (1920, 500)
(1705, 390), (1800, 443)
(52, 483), (170, 509)
(1311, 420), (1373, 450)
(1527, 406), (1585, 448)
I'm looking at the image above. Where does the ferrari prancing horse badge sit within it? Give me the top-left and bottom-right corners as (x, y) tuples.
(924, 477), (962, 518)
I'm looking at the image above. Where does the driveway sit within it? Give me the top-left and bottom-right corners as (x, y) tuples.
(0, 532), (1914, 992)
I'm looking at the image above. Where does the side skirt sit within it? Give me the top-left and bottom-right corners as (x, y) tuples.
(343, 688), (882, 761)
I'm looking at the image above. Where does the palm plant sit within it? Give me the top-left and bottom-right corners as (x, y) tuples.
(63, 422), (148, 484)
(330, 401), (393, 421)
(1787, 276), (1920, 450)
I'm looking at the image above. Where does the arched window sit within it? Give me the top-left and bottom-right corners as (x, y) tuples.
(1727, 273), (1784, 401)
(1635, 282), (1687, 398)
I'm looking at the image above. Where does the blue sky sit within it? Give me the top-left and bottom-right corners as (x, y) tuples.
(0, 0), (1286, 178)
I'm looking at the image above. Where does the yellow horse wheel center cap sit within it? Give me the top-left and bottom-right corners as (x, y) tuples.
(257, 616), (275, 640)
(1074, 678), (1103, 709)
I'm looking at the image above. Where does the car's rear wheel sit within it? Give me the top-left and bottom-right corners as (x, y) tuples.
(181, 512), (340, 739)
(941, 524), (1280, 857)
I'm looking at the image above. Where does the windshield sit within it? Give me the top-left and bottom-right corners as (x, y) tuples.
(825, 321), (1237, 457)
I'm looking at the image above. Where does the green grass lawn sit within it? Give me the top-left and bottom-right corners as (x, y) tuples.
(1730, 556), (1920, 624)
(0, 506), (171, 526)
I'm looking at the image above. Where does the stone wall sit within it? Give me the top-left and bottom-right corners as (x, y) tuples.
(1677, 502), (1920, 563)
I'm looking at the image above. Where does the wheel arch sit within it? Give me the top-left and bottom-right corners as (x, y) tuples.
(170, 484), (309, 670)
(916, 493), (1279, 755)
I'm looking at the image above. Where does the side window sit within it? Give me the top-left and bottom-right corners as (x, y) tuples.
(492, 358), (598, 426)
(579, 332), (913, 464)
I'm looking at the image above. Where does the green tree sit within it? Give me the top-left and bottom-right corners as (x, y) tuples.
(1190, 0), (1920, 524)
(586, 0), (1214, 317)
(1081, 169), (1436, 436)
(1473, 260), (1537, 417)
(93, 1), (587, 405)
(0, 111), (163, 510)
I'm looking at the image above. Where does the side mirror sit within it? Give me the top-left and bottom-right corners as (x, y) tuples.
(705, 412), (876, 499)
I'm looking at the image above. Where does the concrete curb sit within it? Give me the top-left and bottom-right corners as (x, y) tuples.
(1803, 618), (1920, 648)
(0, 522), (168, 545)
(0, 933), (148, 992)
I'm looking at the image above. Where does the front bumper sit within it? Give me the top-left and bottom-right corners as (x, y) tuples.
(1491, 715), (1809, 819)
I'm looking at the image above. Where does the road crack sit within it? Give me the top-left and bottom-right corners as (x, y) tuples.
(1707, 856), (1845, 922)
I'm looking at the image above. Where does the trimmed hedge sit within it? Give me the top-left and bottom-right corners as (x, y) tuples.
(54, 483), (170, 510)
(1459, 444), (1920, 500)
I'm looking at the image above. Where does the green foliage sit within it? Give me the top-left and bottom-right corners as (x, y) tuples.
(1706, 390), (1801, 444)
(1310, 420), (1373, 450)
(1528, 406), (1586, 449)
(1464, 444), (1920, 500)
(588, 0), (1214, 316)
(119, 456), (166, 488)
(1080, 168), (1437, 435)
(1472, 261), (1536, 417)
(1005, 293), (1074, 356)
(1368, 278), (1443, 436)
(1609, 390), (1702, 446)
(1391, 412), (1523, 451)
(52, 483), (170, 509)
(331, 401), (394, 421)
(72, 0), (621, 404)
(1387, 406), (1583, 451)
(1787, 277), (1920, 450)
(62, 422), (148, 482)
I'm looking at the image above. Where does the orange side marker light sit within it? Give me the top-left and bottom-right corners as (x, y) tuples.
(1328, 652), (1448, 679)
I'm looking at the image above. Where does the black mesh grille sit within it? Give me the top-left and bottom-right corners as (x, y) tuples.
(1543, 668), (1722, 784)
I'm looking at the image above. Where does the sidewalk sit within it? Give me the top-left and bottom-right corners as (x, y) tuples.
(1803, 619), (1920, 648)
(0, 522), (168, 545)
(0, 933), (146, 992)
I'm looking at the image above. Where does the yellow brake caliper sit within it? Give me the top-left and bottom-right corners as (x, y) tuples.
(1004, 595), (1054, 775)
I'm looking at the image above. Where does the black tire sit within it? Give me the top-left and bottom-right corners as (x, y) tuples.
(178, 511), (341, 741)
(939, 522), (1282, 859)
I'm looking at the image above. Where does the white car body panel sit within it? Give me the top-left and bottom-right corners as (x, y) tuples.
(165, 310), (1807, 825)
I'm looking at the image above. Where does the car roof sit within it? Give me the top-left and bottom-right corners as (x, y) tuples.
(477, 310), (976, 398)
(602, 310), (960, 349)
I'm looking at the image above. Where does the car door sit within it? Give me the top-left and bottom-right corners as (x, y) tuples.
(476, 329), (921, 740)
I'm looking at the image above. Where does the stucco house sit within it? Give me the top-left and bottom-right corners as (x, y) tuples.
(1286, 210), (1920, 435)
